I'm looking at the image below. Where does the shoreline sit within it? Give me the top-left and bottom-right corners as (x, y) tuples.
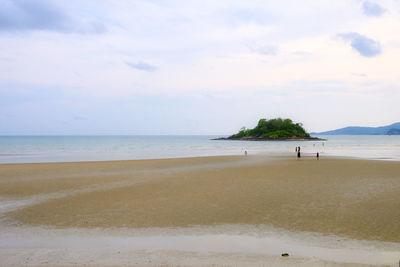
(2, 135), (400, 165)
(1, 151), (399, 166)
(1, 155), (400, 266)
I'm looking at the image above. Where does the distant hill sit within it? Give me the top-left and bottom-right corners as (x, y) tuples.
(387, 128), (400, 135)
(313, 122), (400, 135)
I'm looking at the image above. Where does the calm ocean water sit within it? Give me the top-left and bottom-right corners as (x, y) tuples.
(0, 135), (400, 163)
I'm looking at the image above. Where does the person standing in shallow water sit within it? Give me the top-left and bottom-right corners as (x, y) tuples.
(317, 152), (319, 160)
(297, 150), (301, 158)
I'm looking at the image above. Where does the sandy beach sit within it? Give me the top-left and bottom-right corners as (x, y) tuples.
(1, 155), (400, 266)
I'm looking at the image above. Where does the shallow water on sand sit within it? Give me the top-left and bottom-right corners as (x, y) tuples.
(1, 224), (400, 266)
(1, 135), (400, 163)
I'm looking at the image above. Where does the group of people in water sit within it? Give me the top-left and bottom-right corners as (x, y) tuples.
(244, 146), (320, 159)
(296, 146), (319, 159)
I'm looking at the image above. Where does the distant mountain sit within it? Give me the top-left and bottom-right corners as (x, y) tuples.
(387, 128), (400, 135)
(313, 122), (400, 135)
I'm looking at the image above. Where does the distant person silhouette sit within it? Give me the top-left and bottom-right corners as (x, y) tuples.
(297, 151), (301, 158)
(317, 152), (319, 160)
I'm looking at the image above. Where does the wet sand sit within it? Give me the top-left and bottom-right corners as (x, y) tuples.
(1, 155), (400, 243)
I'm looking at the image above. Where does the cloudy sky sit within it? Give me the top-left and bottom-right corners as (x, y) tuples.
(0, 0), (399, 135)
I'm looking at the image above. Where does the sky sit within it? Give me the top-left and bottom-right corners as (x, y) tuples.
(0, 0), (399, 135)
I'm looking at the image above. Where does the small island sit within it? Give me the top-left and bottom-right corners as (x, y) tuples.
(214, 118), (325, 141)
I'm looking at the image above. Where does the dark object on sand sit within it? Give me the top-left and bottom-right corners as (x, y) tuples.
(281, 253), (289, 257)
(317, 152), (319, 159)
(297, 151), (301, 158)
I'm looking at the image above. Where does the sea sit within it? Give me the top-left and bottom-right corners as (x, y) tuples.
(0, 135), (400, 164)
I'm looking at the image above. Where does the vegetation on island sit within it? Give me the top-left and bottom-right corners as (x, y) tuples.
(230, 118), (312, 139)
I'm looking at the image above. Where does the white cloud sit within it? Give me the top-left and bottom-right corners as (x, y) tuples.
(0, 0), (106, 33)
(337, 32), (382, 57)
(125, 61), (157, 72)
(362, 1), (386, 17)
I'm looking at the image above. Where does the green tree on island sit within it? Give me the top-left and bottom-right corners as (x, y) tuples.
(232, 118), (311, 138)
